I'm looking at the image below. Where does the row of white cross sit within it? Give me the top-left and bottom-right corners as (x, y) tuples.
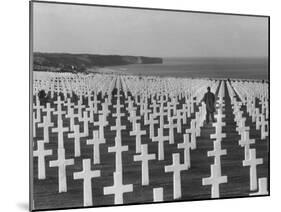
(227, 81), (268, 195)
(202, 81), (228, 198)
(33, 72), (268, 206)
(231, 81), (269, 140)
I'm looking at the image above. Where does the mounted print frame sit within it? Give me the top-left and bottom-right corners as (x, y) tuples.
(29, 0), (270, 211)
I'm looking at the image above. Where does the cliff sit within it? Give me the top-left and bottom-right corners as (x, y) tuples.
(33, 52), (163, 72)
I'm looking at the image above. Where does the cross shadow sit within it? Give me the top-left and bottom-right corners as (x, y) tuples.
(16, 202), (29, 211)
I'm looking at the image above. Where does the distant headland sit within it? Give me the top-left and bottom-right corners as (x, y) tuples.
(33, 52), (163, 73)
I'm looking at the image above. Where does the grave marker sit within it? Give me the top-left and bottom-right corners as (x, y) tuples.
(133, 144), (156, 185)
(103, 171), (133, 204)
(73, 159), (101, 206)
(33, 140), (53, 179)
(165, 153), (187, 199)
(49, 148), (74, 192)
(243, 149), (263, 191)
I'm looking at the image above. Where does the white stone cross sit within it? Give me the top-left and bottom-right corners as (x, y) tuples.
(186, 119), (197, 149)
(236, 118), (250, 135)
(152, 127), (169, 160)
(52, 118), (69, 149)
(153, 188), (163, 202)
(108, 135), (128, 173)
(92, 94), (100, 113)
(87, 130), (105, 164)
(164, 117), (177, 144)
(146, 114), (158, 139)
(49, 148), (74, 192)
(80, 111), (91, 137)
(260, 115), (268, 140)
(68, 125), (85, 157)
(165, 153), (187, 199)
(128, 110), (140, 131)
(214, 109), (225, 122)
(239, 130), (255, 159)
(111, 118), (126, 139)
(53, 96), (66, 119)
(65, 106), (75, 132)
(73, 159), (101, 206)
(133, 144), (156, 185)
(37, 115), (54, 143)
(94, 113), (108, 141)
(210, 130), (226, 142)
(207, 140), (227, 168)
(202, 163), (227, 198)
(103, 171), (133, 204)
(74, 98), (85, 120)
(173, 110), (183, 133)
(130, 123), (146, 153)
(250, 177), (268, 196)
(243, 148), (263, 191)
(33, 101), (43, 123)
(65, 98), (74, 114)
(85, 100), (95, 122)
(33, 140), (53, 179)
(177, 134), (193, 168)
(42, 103), (54, 124)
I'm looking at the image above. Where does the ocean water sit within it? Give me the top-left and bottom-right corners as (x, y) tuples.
(110, 57), (268, 80)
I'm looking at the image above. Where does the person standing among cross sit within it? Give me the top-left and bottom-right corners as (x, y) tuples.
(201, 86), (216, 124)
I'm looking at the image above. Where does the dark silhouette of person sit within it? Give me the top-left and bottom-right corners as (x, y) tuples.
(201, 87), (216, 123)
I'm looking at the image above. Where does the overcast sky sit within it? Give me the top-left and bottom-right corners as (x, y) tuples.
(33, 2), (268, 58)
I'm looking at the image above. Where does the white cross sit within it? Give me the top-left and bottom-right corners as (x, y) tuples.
(111, 117), (126, 138)
(73, 159), (101, 206)
(33, 140), (53, 179)
(74, 98), (85, 120)
(214, 109), (225, 122)
(164, 117), (177, 144)
(33, 101), (43, 123)
(202, 163), (227, 198)
(186, 119), (197, 149)
(152, 127), (169, 160)
(52, 118), (69, 149)
(65, 106), (75, 131)
(87, 130), (105, 164)
(165, 153), (187, 199)
(243, 148), (263, 191)
(173, 110), (183, 133)
(239, 130), (255, 159)
(146, 114), (158, 139)
(108, 135), (128, 173)
(133, 144), (156, 185)
(33, 112), (37, 137)
(49, 148), (74, 192)
(128, 110), (141, 132)
(236, 118), (250, 135)
(207, 140), (227, 168)
(153, 188), (164, 202)
(177, 134), (193, 168)
(92, 94), (100, 113)
(37, 115), (54, 143)
(42, 103), (54, 123)
(68, 125), (85, 157)
(53, 96), (66, 119)
(210, 130), (226, 142)
(130, 123), (146, 153)
(260, 115), (268, 139)
(65, 98), (74, 114)
(85, 100), (95, 122)
(103, 171), (133, 204)
(94, 113), (108, 140)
